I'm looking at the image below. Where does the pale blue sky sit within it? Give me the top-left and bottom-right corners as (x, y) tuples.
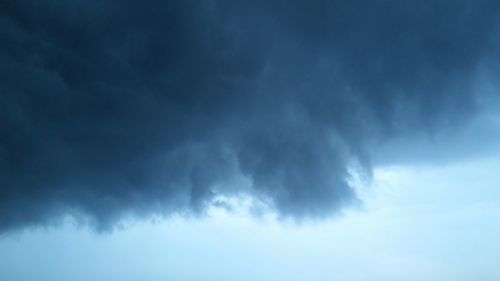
(2, 150), (499, 281)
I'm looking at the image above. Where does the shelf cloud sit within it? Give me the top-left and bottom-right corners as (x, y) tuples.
(1, 0), (499, 231)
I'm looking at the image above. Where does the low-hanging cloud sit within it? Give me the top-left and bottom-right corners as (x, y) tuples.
(1, 0), (499, 231)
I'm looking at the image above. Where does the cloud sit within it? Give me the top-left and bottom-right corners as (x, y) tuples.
(1, 0), (499, 231)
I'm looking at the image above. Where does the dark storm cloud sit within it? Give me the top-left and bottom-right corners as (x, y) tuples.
(1, 0), (499, 231)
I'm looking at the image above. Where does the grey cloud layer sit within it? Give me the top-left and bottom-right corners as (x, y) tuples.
(1, 0), (499, 231)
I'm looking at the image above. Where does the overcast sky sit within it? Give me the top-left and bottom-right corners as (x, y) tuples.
(1, 1), (499, 280)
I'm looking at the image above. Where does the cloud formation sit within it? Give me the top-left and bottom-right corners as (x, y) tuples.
(1, 0), (499, 231)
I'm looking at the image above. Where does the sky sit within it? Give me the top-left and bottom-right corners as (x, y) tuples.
(1, 1), (500, 280)
(1, 150), (500, 281)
